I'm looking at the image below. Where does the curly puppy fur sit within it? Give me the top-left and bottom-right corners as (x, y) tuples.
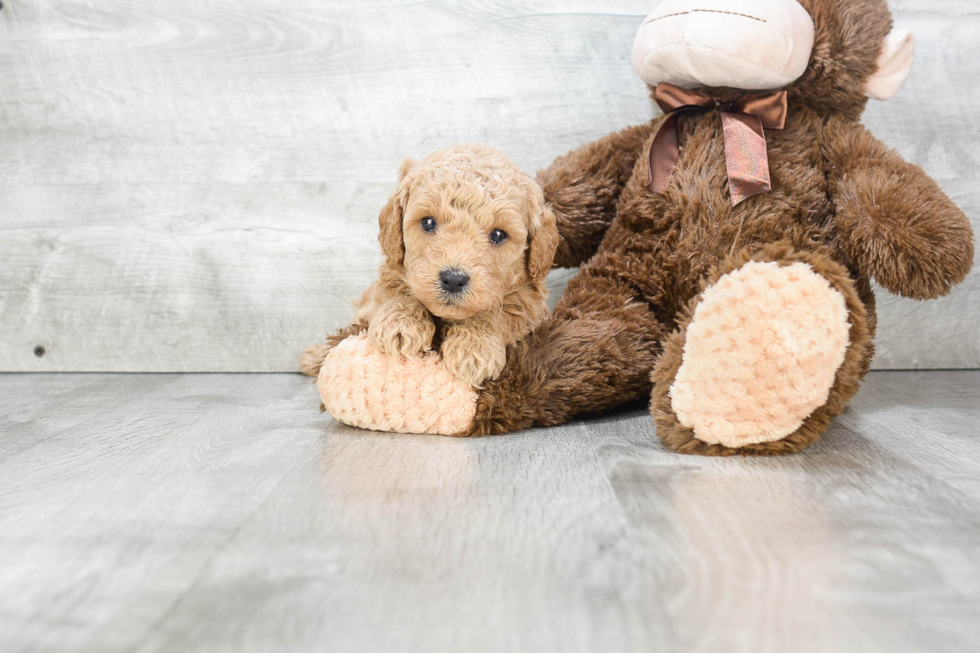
(304, 144), (558, 387)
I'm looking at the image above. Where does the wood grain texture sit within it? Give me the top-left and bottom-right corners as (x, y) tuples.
(0, 1), (977, 371)
(1, 370), (979, 652)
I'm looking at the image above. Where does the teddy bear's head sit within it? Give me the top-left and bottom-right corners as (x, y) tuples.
(632, 0), (916, 119)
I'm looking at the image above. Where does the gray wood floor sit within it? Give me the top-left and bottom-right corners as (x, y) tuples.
(1, 372), (979, 653)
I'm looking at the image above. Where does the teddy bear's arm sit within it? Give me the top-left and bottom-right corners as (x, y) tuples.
(537, 121), (659, 269)
(824, 119), (974, 299)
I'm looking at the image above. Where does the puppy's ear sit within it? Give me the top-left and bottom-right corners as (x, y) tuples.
(378, 158), (417, 268)
(527, 204), (559, 283)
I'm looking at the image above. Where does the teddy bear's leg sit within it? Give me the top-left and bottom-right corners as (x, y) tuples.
(467, 270), (667, 435)
(650, 244), (873, 456)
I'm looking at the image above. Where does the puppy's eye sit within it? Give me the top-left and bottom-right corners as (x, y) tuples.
(489, 229), (508, 245)
(420, 217), (437, 232)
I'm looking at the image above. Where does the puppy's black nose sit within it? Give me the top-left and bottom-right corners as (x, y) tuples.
(439, 268), (470, 295)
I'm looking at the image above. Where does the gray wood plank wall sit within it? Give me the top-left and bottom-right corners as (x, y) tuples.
(1, 0), (977, 372)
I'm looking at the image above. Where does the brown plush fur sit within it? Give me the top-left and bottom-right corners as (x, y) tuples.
(305, 144), (559, 388)
(462, 0), (973, 453)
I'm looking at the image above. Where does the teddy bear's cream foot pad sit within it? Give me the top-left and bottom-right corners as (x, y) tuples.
(669, 261), (851, 448)
(318, 335), (478, 436)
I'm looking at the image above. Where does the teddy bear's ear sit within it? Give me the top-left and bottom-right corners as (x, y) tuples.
(865, 28), (916, 101)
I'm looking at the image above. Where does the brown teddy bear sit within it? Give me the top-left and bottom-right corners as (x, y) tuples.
(315, 0), (974, 455)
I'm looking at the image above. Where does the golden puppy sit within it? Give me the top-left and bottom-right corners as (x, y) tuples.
(303, 144), (558, 387)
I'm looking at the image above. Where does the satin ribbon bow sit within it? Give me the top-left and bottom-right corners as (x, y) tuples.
(648, 83), (789, 206)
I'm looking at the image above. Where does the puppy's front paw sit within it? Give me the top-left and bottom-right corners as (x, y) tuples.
(368, 307), (435, 358)
(441, 331), (506, 388)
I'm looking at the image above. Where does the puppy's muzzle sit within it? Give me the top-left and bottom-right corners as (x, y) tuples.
(439, 268), (470, 295)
